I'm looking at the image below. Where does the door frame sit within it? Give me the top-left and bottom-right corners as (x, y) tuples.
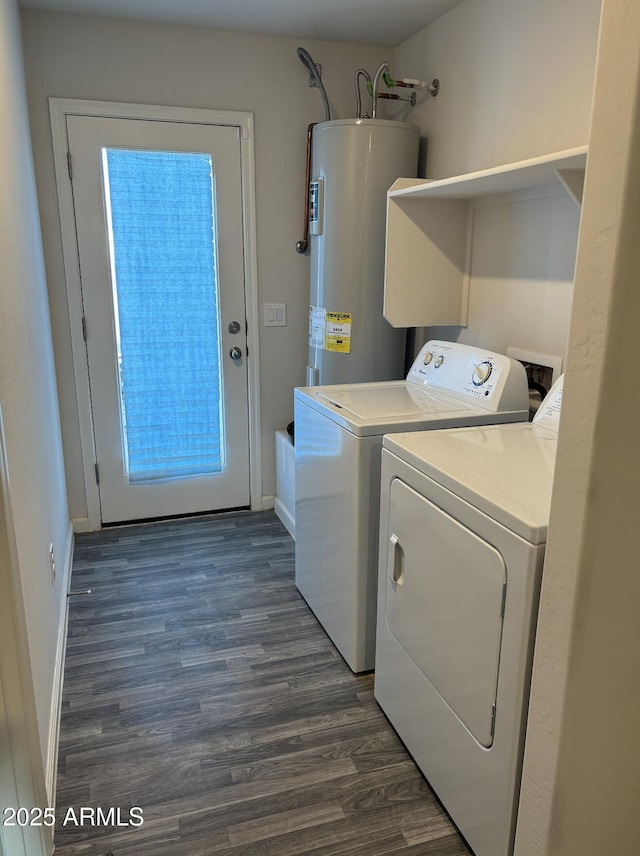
(50, 98), (262, 531)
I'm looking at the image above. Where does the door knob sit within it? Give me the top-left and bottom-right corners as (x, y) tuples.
(228, 321), (241, 334)
(229, 346), (243, 360)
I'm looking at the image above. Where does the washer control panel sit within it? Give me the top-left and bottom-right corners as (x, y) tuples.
(406, 340), (529, 413)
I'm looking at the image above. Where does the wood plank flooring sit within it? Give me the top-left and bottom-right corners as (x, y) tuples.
(54, 510), (471, 855)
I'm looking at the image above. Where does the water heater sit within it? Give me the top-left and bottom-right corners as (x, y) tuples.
(306, 119), (419, 386)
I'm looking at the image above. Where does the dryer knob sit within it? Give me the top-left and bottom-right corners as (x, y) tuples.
(434, 355), (444, 368)
(423, 351), (434, 366)
(473, 361), (493, 385)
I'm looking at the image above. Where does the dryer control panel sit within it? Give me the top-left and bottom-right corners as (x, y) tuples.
(407, 340), (529, 413)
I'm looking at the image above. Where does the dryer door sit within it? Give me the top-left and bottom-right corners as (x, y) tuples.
(385, 478), (506, 747)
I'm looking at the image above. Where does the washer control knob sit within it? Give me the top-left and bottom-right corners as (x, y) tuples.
(422, 351), (434, 366)
(434, 355), (444, 368)
(473, 360), (493, 385)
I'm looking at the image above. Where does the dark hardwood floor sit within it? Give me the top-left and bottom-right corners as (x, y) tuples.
(54, 510), (471, 855)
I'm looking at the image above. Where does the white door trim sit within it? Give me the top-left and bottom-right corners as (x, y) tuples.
(49, 98), (262, 530)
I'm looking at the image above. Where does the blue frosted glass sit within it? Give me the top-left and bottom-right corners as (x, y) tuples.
(105, 149), (223, 482)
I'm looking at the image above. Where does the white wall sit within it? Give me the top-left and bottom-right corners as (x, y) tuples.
(0, 408), (51, 855)
(0, 0), (70, 795)
(20, 9), (393, 522)
(516, 2), (640, 851)
(391, 0), (602, 366)
(393, 0), (601, 177)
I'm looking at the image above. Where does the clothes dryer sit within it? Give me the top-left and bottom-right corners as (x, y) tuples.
(294, 340), (529, 673)
(374, 376), (564, 856)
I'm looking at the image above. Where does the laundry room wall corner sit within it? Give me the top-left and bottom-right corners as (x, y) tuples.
(515, 1), (640, 853)
(392, 0), (601, 364)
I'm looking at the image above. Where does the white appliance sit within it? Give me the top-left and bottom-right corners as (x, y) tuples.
(374, 376), (565, 856)
(307, 119), (419, 386)
(274, 430), (295, 538)
(294, 340), (529, 673)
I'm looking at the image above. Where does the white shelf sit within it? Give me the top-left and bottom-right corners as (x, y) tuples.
(388, 146), (587, 201)
(383, 147), (588, 328)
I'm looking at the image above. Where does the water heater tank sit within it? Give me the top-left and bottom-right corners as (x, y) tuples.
(307, 119), (419, 386)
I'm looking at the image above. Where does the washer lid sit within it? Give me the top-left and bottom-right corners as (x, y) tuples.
(383, 422), (558, 544)
(294, 381), (511, 436)
(316, 384), (476, 419)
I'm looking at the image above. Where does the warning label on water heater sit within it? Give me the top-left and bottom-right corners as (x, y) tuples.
(309, 307), (353, 353)
(309, 307), (326, 348)
(325, 311), (352, 353)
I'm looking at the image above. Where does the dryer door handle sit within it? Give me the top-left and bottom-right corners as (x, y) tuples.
(389, 534), (404, 585)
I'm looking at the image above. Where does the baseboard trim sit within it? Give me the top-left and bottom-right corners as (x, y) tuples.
(71, 516), (90, 533)
(45, 521), (73, 806)
(274, 497), (295, 539)
(261, 494), (275, 511)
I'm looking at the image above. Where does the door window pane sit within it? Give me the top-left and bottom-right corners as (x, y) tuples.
(103, 148), (224, 482)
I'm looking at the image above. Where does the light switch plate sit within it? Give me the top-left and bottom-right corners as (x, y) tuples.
(264, 303), (287, 327)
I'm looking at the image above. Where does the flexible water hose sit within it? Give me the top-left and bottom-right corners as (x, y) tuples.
(297, 47), (331, 122)
(371, 61), (390, 119)
(354, 68), (372, 118)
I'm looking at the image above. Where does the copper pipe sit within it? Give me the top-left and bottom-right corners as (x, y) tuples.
(377, 92), (417, 106)
(296, 123), (315, 254)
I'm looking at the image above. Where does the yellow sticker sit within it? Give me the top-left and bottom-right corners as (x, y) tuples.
(325, 311), (352, 353)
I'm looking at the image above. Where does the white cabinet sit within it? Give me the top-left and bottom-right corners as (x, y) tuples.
(383, 146), (588, 328)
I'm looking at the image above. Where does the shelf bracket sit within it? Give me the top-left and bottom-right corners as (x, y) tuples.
(554, 168), (585, 208)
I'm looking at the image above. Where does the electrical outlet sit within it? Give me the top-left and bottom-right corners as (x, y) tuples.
(48, 543), (56, 584)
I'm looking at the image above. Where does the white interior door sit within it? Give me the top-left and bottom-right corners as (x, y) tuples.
(66, 115), (250, 524)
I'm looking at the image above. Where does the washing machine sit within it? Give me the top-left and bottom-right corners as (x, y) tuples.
(294, 340), (529, 673)
(374, 375), (565, 856)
